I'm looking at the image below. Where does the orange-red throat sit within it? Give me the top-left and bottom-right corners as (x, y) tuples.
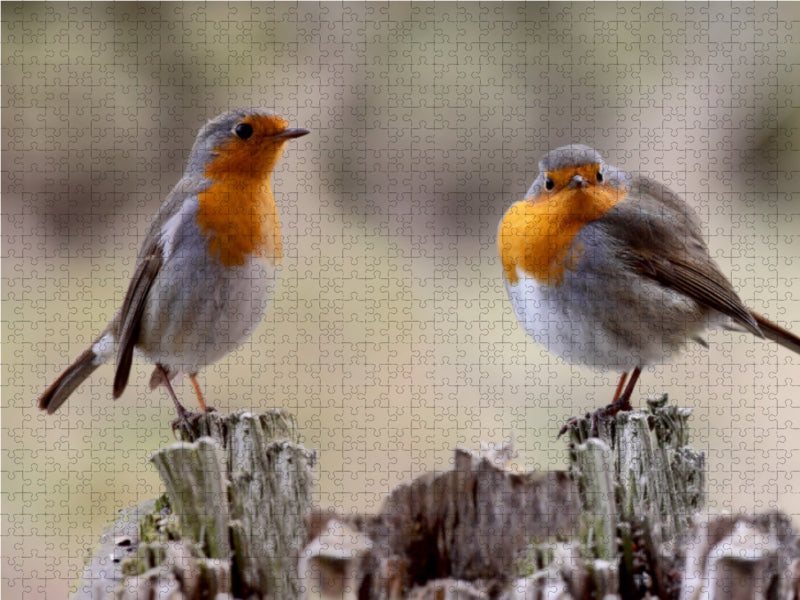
(498, 164), (626, 285)
(195, 114), (296, 267)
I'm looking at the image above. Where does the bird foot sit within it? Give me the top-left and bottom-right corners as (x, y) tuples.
(557, 395), (634, 439)
(170, 405), (217, 439)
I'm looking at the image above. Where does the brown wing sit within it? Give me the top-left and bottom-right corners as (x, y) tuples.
(109, 182), (200, 398)
(113, 244), (164, 398)
(603, 175), (761, 336)
(634, 249), (761, 336)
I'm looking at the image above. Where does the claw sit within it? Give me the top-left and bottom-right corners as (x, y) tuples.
(558, 367), (642, 439)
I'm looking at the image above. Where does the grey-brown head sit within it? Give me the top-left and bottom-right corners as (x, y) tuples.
(525, 144), (630, 198)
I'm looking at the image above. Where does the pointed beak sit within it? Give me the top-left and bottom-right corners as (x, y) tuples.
(569, 175), (588, 188)
(275, 128), (310, 139)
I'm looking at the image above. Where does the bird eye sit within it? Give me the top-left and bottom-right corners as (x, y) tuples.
(544, 177), (555, 191)
(234, 123), (254, 140)
(596, 171), (604, 183)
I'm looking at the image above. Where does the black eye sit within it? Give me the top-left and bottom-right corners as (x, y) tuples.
(596, 171), (604, 183)
(544, 177), (555, 191)
(234, 123), (253, 140)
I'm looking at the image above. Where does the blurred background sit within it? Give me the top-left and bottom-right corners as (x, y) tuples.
(3, 2), (800, 597)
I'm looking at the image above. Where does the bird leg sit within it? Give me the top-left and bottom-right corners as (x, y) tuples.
(188, 373), (208, 411)
(611, 371), (629, 404)
(157, 364), (192, 429)
(558, 367), (641, 438)
(606, 366), (641, 414)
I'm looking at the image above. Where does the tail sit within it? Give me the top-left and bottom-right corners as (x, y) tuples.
(37, 331), (114, 414)
(751, 310), (800, 356)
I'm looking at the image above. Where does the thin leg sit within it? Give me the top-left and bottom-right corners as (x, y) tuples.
(158, 364), (189, 422)
(612, 366), (641, 413)
(611, 372), (629, 404)
(559, 367), (642, 439)
(189, 373), (207, 411)
(586, 366), (642, 436)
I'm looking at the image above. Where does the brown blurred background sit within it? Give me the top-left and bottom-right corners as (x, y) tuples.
(3, 2), (800, 597)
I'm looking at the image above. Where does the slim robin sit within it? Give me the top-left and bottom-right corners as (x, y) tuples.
(498, 144), (800, 421)
(37, 109), (309, 420)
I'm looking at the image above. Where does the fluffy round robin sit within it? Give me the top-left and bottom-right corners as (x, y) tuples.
(37, 109), (309, 419)
(498, 144), (800, 417)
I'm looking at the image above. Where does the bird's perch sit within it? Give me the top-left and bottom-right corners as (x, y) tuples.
(74, 398), (799, 600)
(74, 410), (316, 599)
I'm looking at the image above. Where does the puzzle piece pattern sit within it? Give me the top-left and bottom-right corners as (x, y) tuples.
(3, 4), (799, 598)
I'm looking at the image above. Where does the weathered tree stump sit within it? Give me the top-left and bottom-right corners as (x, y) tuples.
(74, 409), (316, 600)
(74, 399), (800, 600)
(355, 443), (577, 599)
(563, 395), (706, 598)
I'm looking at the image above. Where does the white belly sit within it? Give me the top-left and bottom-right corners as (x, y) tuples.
(505, 268), (703, 371)
(134, 197), (278, 376)
(137, 255), (276, 375)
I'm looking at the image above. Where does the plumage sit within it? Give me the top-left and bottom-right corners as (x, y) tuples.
(113, 247), (164, 399)
(499, 144), (800, 415)
(37, 109), (308, 417)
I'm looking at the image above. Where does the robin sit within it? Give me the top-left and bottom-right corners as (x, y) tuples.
(37, 109), (309, 420)
(498, 144), (800, 422)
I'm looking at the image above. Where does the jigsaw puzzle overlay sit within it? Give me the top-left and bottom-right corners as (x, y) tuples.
(3, 3), (800, 597)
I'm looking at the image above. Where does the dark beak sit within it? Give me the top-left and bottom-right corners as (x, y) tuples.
(569, 175), (588, 188)
(276, 128), (310, 139)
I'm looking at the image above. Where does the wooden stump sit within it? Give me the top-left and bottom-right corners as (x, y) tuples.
(74, 410), (316, 600)
(356, 444), (578, 599)
(74, 399), (800, 600)
(564, 395), (706, 598)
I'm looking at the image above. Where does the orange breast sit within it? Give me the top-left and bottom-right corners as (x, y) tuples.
(196, 178), (282, 268)
(498, 182), (624, 285)
(194, 113), (292, 267)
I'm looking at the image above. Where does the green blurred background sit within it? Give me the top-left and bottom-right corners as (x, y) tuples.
(4, 2), (800, 597)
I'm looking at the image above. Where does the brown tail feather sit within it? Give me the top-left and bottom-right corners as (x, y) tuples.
(751, 310), (800, 356)
(37, 333), (111, 414)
